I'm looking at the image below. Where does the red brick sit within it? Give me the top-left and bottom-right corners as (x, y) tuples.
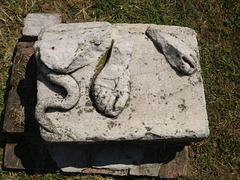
(82, 168), (128, 176)
(159, 146), (189, 178)
(4, 143), (25, 169)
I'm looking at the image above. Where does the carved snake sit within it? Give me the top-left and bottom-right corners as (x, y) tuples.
(35, 64), (80, 136)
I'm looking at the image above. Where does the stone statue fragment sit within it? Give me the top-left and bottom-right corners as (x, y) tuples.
(34, 22), (113, 73)
(146, 26), (197, 75)
(35, 64), (80, 135)
(92, 34), (134, 117)
(34, 22), (209, 144)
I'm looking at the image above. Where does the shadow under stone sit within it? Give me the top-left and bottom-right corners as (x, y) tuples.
(12, 47), (185, 174)
(10, 135), (58, 171)
(3, 41), (187, 176)
(16, 54), (39, 134)
(45, 142), (184, 171)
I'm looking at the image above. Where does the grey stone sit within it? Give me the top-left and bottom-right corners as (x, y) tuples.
(46, 144), (90, 172)
(34, 23), (209, 143)
(92, 34), (134, 117)
(146, 26), (197, 75)
(35, 64), (80, 136)
(23, 13), (61, 37)
(34, 22), (113, 73)
(130, 164), (161, 176)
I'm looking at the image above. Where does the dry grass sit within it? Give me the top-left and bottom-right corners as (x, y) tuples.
(0, 0), (239, 179)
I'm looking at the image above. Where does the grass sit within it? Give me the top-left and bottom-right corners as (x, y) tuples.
(0, 0), (239, 179)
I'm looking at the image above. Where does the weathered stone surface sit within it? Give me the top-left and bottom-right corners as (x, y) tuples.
(3, 18), (192, 177)
(35, 22), (209, 143)
(35, 64), (80, 136)
(23, 13), (61, 37)
(146, 26), (197, 75)
(34, 22), (113, 73)
(92, 34), (134, 117)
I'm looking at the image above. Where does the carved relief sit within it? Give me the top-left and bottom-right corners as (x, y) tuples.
(35, 64), (80, 134)
(92, 34), (134, 117)
(34, 23), (200, 136)
(34, 22), (113, 133)
(146, 26), (197, 75)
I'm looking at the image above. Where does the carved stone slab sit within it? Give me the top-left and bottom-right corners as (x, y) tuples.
(34, 22), (209, 143)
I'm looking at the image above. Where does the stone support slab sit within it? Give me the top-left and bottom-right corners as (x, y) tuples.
(3, 135), (188, 177)
(45, 142), (189, 177)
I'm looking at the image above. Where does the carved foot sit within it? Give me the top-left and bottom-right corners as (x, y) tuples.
(146, 26), (197, 75)
(92, 35), (134, 117)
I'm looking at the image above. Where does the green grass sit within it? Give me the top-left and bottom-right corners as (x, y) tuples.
(0, 0), (239, 179)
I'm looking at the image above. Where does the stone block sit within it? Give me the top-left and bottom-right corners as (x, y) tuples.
(22, 13), (61, 37)
(34, 22), (209, 143)
(2, 18), (194, 177)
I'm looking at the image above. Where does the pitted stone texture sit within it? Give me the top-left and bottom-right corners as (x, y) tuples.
(35, 23), (209, 143)
(35, 64), (80, 137)
(23, 13), (61, 37)
(34, 22), (113, 73)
